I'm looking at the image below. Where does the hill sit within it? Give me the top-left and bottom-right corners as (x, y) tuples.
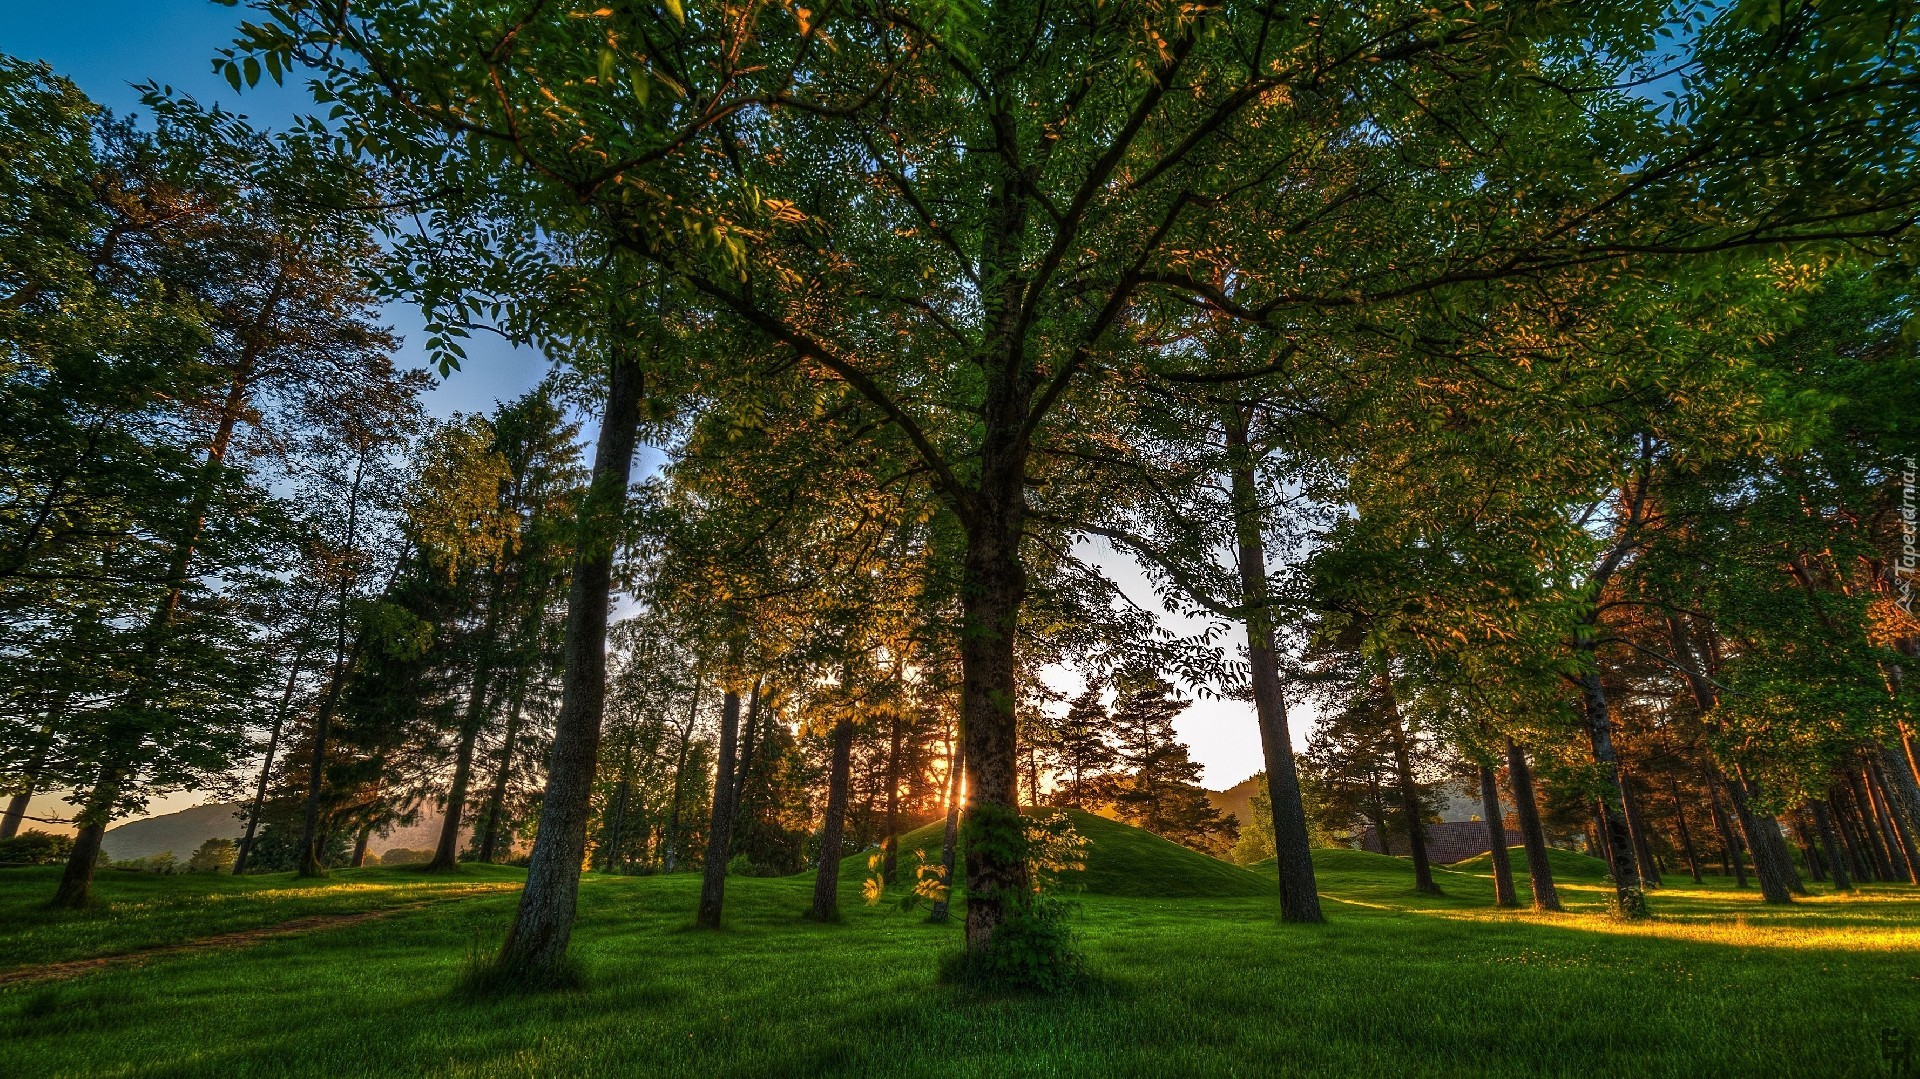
(1451, 845), (1611, 881)
(845, 807), (1270, 898)
(101, 802), (247, 860)
(1204, 772), (1262, 829)
(99, 801), (460, 862)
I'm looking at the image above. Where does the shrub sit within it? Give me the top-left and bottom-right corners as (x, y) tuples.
(380, 847), (432, 866)
(0, 830), (74, 866)
(115, 851), (182, 874)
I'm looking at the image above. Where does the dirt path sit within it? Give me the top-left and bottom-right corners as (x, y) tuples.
(0, 884), (519, 988)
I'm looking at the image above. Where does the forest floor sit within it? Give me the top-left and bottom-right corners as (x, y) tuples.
(0, 849), (1916, 1078)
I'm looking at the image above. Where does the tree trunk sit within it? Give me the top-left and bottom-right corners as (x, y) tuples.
(1845, 767), (1896, 881)
(234, 654), (308, 874)
(1832, 787), (1876, 882)
(1478, 763), (1516, 908)
(1504, 739), (1561, 912)
(1619, 773), (1663, 888)
(494, 339), (644, 980)
(1789, 811), (1824, 882)
(1381, 676), (1440, 896)
(430, 583), (504, 872)
(1667, 778), (1703, 884)
(295, 640), (361, 878)
(696, 687), (743, 928)
(929, 732), (965, 925)
(1811, 799), (1853, 892)
(477, 676), (528, 865)
(1224, 409), (1322, 923)
(1575, 667), (1646, 916)
(603, 762), (632, 874)
(958, 502), (1031, 951)
(662, 677), (702, 873)
(1707, 777), (1747, 886)
(809, 716), (857, 922)
(2, 695), (64, 841)
(351, 822), (373, 867)
(1866, 760), (1918, 883)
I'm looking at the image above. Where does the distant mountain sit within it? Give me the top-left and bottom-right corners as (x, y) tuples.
(1206, 773), (1262, 828)
(101, 801), (461, 862)
(101, 801), (246, 860)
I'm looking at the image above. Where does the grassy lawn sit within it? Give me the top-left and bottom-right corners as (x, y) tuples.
(1, 846), (1915, 1078)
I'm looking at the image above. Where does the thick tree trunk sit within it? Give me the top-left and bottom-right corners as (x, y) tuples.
(494, 341), (644, 980)
(1504, 739), (1561, 912)
(1224, 410), (1322, 923)
(809, 716), (857, 922)
(1811, 799), (1853, 892)
(958, 506), (1030, 951)
(1478, 763), (1516, 908)
(1381, 678), (1440, 896)
(1722, 771), (1799, 902)
(696, 687), (743, 928)
(929, 733), (965, 925)
(1667, 779), (1704, 884)
(1575, 668), (1646, 917)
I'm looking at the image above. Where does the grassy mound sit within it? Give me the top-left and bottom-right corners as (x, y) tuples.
(844, 808), (1269, 898)
(1452, 845), (1611, 881)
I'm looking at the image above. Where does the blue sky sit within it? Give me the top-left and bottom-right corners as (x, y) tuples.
(0, 2), (555, 422)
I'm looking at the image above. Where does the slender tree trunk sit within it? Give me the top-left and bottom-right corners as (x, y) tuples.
(351, 822), (373, 867)
(1479, 763), (1516, 908)
(234, 653), (309, 874)
(662, 677), (702, 873)
(1381, 675), (1439, 895)
(1866, 760), (1918, 884)
(604, 761), (632, 874)
(880, 710), (905, 883)
(1811, 800), (1853, 892)
(1846, 768), (1896, 881)
(1224, 410), (1321, 922)
(1707, 777), (1748, 886)
(929, 733), (965, 925)
(1619, 773), (1662, 888)
(1789, 811), (1825, 882)
(494, 339), (644, 980)
(732, 679), (762, 816)
(1504, 739), (1561, 912)
(2, 695), (65, 840)
(696, 687), (743, 928)
(477, 677), (528, 865)
(1832, 788), (1876, 882)
(296, 635), (363, 878)
(430, 584), (504, 872)
(1575, 666), (1646, 917)
(809, 716), (857, 922)
(1668, 778), (1703, 884)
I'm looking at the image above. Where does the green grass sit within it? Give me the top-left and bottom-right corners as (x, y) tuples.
(2, 825), (1918, 1078)
(0, 864), (524, 972)
(1450, 845), (1612, 882)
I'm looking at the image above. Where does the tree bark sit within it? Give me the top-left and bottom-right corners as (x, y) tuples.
(1845, 767), (1896, 881)
(1381, 675), (1440, 896)
(1866, 759), (1918, 883)
(1224, 409), (1322, 923)
(1707, 777), (1747, 886)
(430, 581), (504, 872)
(1504, 739), (1561, 912)
(1811, 799), (1853, 892)
(1575, 667), (1646, 916)
(234, 653), (308, 874)
(351, 822), (373, 867)
(1619, 772), (1663, 888)
(1478, 763), (1516, 908)
(958, 503), (1031, 950)
(1667, 778), (1703, 885)
(494, 340), (644, 980)
(809, 716), (857, 922)
(477, 676), (528, 865)
(662, 677), (702, 873)
(696, 687), (743, 928)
